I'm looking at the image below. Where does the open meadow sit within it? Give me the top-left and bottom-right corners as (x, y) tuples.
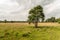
(0, 23), (60, 40)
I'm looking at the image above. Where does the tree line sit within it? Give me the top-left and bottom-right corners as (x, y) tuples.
(0, 17), (60, 23)
(0, 20), (27, 23)
(45, 17), (60, 23)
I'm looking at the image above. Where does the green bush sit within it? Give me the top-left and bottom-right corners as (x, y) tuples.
(58, 21), (60, 23)
(22, 32), (31, 37)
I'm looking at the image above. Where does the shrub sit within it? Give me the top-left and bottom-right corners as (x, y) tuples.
(58, 21), (60, 24)
(0, 36), (4, 38)
(22, 32), (31, 37)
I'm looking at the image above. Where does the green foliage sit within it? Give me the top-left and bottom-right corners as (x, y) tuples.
(11, 21), (14, 23)
(58, 21), (60, 23)
(45, 17), (60, 23)
(55, 18), (60, 23)
(4, 19), (7, 23)
(28, 5), (45, 27)
(28, 5), (45, 23)
(22, 32), (31, 37)
(45, 17), (56, 22)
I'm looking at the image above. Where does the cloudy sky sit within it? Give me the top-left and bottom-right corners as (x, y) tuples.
(0, 0), (60, 21)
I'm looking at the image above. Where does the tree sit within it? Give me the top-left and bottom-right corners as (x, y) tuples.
(4, 19), (7, 23)
(50, 17), (56, 22)
(55, 18), (60, 23)
(11, 21), (14, 23)
(45, 17), (56, 22)
(28, 5), (45, 28)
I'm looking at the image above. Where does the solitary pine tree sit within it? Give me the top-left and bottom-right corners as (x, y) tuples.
(28, 5), (45, 28)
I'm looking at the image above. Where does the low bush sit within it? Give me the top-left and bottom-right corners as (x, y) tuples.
(22, 32), (31, 37)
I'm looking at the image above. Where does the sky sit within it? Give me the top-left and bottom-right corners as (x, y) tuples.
(0, 0), (60, 21)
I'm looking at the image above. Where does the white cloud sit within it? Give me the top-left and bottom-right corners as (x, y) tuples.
(0, 0), (19, 6)
(0, 0), (60, 21)
(44, 0), (60, 18)
(44, 0), (60, 14)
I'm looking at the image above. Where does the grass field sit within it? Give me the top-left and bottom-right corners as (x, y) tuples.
(0, 23), (60, 40)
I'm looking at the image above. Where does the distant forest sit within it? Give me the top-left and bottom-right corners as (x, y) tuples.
(0, 17), (60, 23)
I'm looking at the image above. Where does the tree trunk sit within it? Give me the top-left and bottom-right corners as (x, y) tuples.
(35, 22), (38, 28)
(35, 17), (38, 28)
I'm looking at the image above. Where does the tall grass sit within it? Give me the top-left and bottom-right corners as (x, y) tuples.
(0, 23), (60, 40)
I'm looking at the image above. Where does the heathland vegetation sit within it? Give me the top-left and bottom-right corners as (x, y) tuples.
(0, 23), (60, 40)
